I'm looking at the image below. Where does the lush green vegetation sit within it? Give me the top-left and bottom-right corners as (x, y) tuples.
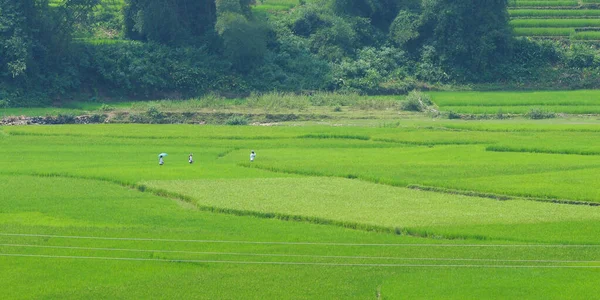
(1, 122), (600, 298)
(3, 0), (600, 108)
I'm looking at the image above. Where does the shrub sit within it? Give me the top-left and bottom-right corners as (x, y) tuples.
(401, 90), (432, 112)
(55, 114), (76, 124)
(225, 115), (249, 125)
(526, 108), (556, 119)
(146, 106), (163, 118)
(100, 103), (115, 111)
(496, 109), (505, 120)
(447, 111), (462, 119)
(89, 114), (107, 123)
(145, 106), (164, 123)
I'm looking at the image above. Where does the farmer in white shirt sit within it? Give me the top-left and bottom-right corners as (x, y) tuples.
(159, 155), (164, 165)
(250, 150), (256, 162)
(189, 153), (194, 164)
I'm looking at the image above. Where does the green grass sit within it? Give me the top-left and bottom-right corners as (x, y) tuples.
(2, 123), (600, 298)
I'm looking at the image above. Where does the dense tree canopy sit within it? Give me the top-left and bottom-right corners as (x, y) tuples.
(124, 0), (217, 44)
(1, 0), (599, 107)
(418, 0), (512, 80)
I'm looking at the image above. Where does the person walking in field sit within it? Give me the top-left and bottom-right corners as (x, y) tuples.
(159, 155), (164, 166)
(250, 150), (256, 162)
(189, 153), (194, 164)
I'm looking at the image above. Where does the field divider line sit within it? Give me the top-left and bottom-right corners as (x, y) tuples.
(1, 253), (600, 268)
(2, 244), (599, 264)
(2, 233), (599, 247)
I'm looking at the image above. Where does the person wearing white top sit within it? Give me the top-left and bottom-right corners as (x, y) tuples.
(188, 153), (194, 164)
(159, 155), (164, 165)
(250, 150), (256, 162)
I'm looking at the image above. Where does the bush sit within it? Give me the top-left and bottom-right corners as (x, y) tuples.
(100, 103), (115, 111)
(89, 114), (107, 123)
(401, 90), (432, 112)
(526, 108), (556, 120)
(146, 106), (164, 123)
(225, 115), (249, 125)
(447, 111), (462, 119)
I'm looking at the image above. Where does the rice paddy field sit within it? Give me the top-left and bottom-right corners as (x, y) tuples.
(430, 90), (600, 114)
(509, 1), (600, 40)
(1, 116), (600, 298)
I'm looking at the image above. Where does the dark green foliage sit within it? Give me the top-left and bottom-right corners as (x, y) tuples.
(0, 0), (98, 105)
(215, 0), (268, 71)
(83, 41), (241, 96)
(334, 46), (412, 93)
(215, 13), (268, 71)
(332, 0), (419, 30)
(418, 0), (512, 81)
(566, 44), (598, 69)
(124, 0), (216, 45)
(389, 10), (419, 47)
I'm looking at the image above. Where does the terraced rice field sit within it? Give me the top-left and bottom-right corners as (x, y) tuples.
(509, 0), (600, 40)
(1, 122), (599, 298)
(429, 90), (600, 115)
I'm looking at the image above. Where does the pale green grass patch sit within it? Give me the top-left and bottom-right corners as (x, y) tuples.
(145, 177), (600, 243)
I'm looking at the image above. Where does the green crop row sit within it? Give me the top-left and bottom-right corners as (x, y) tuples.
(510, 9), (600, 16)
(572, 30), (600, 39)
(511, 18), (600, 27)
(513, 27), (575, 36)
(509, 1), (579, 7)
(428, 90), (600, 107)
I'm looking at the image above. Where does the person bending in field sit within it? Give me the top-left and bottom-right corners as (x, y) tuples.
(159, 155), (164, 166)
(250, 150), (256, 162)
(189, 153), (194, 164)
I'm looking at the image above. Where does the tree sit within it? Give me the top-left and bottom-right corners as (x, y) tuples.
(389, 10), (419, 48)
(418, 0), (512, 81)
(124, 0), (217, 45)
(0, 0), (29, 78)
(0, 0), (98, 106)
(331, 0), (419, 30)
(215, 0), (267, 71)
